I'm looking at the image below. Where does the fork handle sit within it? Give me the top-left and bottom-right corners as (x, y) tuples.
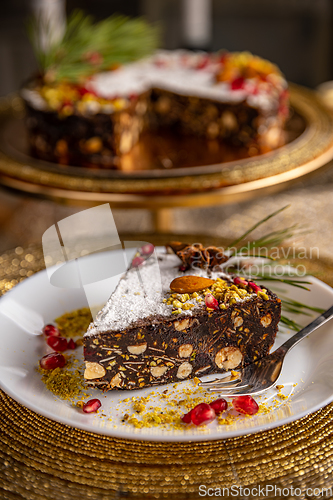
(278, 304), (333, 355)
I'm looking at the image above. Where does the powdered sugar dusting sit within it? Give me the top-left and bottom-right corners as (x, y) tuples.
(85, 249), (255, 336)
(86, 252), (183, 335)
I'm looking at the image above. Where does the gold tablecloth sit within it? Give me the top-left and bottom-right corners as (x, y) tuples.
(1, 241), (333, 500)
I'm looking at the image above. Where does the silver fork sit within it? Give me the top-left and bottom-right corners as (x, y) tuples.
(199, 305), (333, 396)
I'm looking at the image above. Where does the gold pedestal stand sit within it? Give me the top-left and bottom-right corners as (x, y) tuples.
(1, 85), (333, 232)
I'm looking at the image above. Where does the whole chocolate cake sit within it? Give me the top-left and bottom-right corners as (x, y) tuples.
(83, 244), (281, 391)
(23, 14), (289, 169)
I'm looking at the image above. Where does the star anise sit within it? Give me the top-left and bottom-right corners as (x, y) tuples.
(167, 242), (229, 271)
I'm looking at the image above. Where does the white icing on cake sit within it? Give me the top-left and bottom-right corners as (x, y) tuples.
(87, 50), (285, 112)
(23, 50), (287, 114)
(85, 250), (255, 337)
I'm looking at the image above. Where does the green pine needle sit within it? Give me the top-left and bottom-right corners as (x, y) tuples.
(280, 297), (325, 314)
(28, 10), (160, 83)
(227, 205), (290, 250)
(280, 315), (302, 331)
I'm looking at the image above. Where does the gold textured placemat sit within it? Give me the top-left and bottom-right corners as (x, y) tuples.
(1, 238), (333, 500)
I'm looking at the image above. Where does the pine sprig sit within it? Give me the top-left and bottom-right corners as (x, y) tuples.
(221, 206), (323, 331)
(227, 205), (290, 250)
(28, 10), (160, 83)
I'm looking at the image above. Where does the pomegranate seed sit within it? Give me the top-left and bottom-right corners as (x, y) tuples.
(179, 265), (187, 272)
(231, 77), (245, 90)
(140, 244), (154, 256)
(191, 403), (216, 426)
(47, 336), (68, 352)
(233, 277), (248, 287)
(43, 324), (60, 337)
(219, 53), (227, 64)
(132, 256), (144, 267)
(181, 409), (193, 424)
(209, 398), (228, 414)
(196, 55), (209, 69)
(39, 352), (66, 370)
(232, 395), (259, 415)
(87, 51), (103, 65)
(67, 338), (76, 350)
(248, 281), (261, 294)
(205, 293), (219, 311)
(82, 399), (101, 413)
(154, 58), (166, 67)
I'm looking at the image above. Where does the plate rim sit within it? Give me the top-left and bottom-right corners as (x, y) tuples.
(1, 249), (333, 442)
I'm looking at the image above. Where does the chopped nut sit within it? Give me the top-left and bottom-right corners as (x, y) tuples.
(195, 365), (211, 375)
(233, 316), (243, 328)
(84, 362), (106, 380)
(127, 343), (147, 355)
(215, 347), (243, 370)
(110, 373), (122, 388)
(178, 344), (193, 358)
(260, 313), (272, 327)
(150, 366), (168, 378)
(55, 139), (68, 155)
(177, 362), (193, 379)
(174, 318), (190, 331)
(221, 111), (237, 131)
(85, 137), (103, 153)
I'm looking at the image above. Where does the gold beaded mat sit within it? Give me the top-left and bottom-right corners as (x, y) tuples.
(1, 237), (333, 500)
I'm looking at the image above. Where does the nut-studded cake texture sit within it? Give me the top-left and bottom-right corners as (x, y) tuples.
(22, 50), (289, 169)
(83, 247), (281, 391)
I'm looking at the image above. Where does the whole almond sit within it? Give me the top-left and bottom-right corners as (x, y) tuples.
(170, 276), (215, 293)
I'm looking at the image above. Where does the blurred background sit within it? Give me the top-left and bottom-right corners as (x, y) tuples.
(1, 0), (332, 97)
(0, 0), (333, 256)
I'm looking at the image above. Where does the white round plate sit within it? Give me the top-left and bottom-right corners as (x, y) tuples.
(0, 248), (333, 442)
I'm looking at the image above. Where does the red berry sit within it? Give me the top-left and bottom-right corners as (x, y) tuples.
(82, 399), (101, 413)
(209, 398), (228, 414)
(87, 51), (103, 65)
(140, 244), (154, 256)
(233, 276), (248, 287)
(219, 53), (227, 64)
(39, 352), (66, 370)
(231, 77), (245, 90)
(196, 55), (209, 69)
(248, 281), (261, 294)
(191, 403), (216, 426)
(47, 336), (68, 352)
(232, 395), (259, 415)
(205, 293), (219, 311)
(43, 324), (60, 337)
(67, 338), (76, 350)
(181, 409), (193, 424)
(132, 256), (144, 267)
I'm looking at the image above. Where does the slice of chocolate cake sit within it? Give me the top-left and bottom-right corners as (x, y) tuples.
(83, 245), (281, 391)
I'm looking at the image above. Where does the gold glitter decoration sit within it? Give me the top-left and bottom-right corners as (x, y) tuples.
(1, 239), (333, 499)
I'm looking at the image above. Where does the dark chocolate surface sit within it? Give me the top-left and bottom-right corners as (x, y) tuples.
(83, 290), (281, 391)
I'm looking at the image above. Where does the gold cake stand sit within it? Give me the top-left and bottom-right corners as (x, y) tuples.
(0, 84), (333, 232)
(1, 236), (333, 500)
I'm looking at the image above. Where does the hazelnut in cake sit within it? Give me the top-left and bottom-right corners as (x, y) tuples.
(83, 244), (281, 391)
(23, 13), (289, 169)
